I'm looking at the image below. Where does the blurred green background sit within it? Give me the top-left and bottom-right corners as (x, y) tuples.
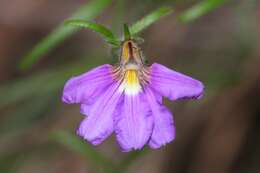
(0, 0), (259, 173)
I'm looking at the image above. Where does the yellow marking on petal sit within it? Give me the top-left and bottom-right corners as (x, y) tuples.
(126, 70), (138, 85)
(119, 70), (141, 95)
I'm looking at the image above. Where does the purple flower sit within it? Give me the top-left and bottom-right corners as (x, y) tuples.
(62, 40), (204, 151)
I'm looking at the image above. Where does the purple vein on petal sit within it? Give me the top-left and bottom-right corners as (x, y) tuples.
(77, 81), (123, 145)
(62, 64), (114, 104)
(149, 63), (204, 100)
(114, 92), (153, 151)
(145, 87), (175, 149)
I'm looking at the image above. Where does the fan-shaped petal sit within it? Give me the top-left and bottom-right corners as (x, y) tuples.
(150, 63), (204, 100)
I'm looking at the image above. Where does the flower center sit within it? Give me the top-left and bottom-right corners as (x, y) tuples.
(125, 69), (141, 94)
(118, 69), (141, 95)
(115, 39), (150, 95)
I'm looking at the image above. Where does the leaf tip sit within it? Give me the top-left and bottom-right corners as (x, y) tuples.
(123, 23), (131, 40)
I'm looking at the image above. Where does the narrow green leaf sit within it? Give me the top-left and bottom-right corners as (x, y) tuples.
(0, 57), (106, 108)
(0, 153), (20, 173)
(0, 93), (57, 134)
(19, 0), (112, 70)
(65, 19), (120, 46)
(51, 131), (118, 173)
(0, 144), (58, 173)
(130, 6), (173, 35)
(123, 23), (131, 40)
(118, 148), (148, 172)
(178, 0), (227, 23)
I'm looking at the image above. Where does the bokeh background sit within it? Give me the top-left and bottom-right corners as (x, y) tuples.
(0, 0), (259, 173)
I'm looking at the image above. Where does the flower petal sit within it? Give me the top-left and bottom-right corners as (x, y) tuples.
(150, 63), (204, 100)
(145, 87), (175, 149)
(62, 64), (114, 104)
(114, 92), (153, 151)
(77, 82), (122, 145)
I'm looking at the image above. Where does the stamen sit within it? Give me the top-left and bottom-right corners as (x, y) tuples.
(121, 40), (143, 65)
(128, 42), (133, 58)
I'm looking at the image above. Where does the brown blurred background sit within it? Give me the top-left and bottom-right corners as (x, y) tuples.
(0, 0), (259, 173)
